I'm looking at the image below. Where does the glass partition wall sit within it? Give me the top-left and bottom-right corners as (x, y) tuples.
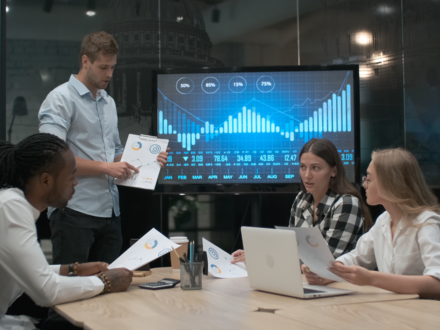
(5, 0), (440, 260)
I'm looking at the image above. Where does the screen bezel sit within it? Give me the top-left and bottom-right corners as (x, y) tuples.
(152, 65), (360, 195)
(0, 1), (5, 141)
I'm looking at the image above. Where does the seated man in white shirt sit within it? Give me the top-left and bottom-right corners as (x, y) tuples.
(0, 133), (133, 330)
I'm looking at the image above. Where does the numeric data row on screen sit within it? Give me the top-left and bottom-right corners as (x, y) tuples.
(160, 150), (355, 183)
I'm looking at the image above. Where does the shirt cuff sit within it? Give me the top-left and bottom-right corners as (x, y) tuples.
(39, 123), (67, 141)
(49, 264), (61, 274)
(114, 151), (124, 160)
(336, 255), (354, 266)
(424, 268), (440, 281)
(90, 275), (105, 295)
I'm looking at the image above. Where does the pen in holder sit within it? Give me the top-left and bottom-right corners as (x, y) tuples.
(180, 261), (203, 290)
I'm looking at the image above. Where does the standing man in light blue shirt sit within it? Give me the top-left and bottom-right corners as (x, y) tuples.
(38, 31), (169, 265)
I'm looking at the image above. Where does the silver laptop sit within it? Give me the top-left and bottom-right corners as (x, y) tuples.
(241, 226), (355, 299)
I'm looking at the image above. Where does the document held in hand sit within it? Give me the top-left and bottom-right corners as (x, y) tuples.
(203, 238), (248, 278)
(109, 228), (180, 271)
(114, 134), (169, 190)
(275, 226), (345, 282)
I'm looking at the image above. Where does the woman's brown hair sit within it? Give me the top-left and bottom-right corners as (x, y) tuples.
(299, 138), (373, 230)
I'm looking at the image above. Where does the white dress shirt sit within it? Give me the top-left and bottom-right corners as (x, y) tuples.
(0, 188), (103, 330)
(337, 210), (440, 280)
(39, 75), (124, 218)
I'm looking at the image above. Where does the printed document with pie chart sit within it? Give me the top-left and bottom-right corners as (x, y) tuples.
(203, 238), (248, 278)
(115, 134), (169, 190)
(275, 226), (345, 282)
(109, 228), (180, 271)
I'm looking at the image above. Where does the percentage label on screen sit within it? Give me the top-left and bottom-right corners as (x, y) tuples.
(176, 77), (194, 94)
(256, 76), (275, 93)
(229, 77), (247, 93)
(201, 77), (220, 94)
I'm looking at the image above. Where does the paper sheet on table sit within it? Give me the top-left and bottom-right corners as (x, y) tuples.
(202, 238), (248, 278)
(109, 228), (180, 271)
(114, 134), (169, 190)
(275, 226), (345, 282)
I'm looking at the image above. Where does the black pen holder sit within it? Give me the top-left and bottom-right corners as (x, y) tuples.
(180, 261), (203, 290)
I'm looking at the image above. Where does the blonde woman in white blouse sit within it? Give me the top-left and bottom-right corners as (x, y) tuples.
(302, 148), (440, 299)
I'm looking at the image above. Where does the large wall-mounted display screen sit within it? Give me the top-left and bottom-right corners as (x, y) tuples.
(155, 66), (359, 189)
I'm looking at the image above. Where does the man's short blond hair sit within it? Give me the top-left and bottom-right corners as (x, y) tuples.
(79, 31), (119, 66)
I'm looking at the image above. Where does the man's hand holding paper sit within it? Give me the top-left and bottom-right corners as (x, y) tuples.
(106, 160), (139, 180)
(114, 134), (169, 190)
(109, 228), (179, 271)
(156, 148), (170, 168)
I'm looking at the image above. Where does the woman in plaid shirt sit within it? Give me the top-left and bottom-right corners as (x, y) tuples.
(232, 138), (371, 263)
(289, 138), (372, 258)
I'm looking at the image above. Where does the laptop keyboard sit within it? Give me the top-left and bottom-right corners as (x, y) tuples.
(303, 288), (326, 294)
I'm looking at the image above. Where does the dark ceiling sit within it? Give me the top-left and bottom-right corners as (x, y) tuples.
(6, 0), (218, 11)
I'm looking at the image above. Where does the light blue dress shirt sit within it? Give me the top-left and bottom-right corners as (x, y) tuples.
(39, 75), (124, 218)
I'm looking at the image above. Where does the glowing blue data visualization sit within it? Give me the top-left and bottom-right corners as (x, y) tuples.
(158, 84), (352, 151)
(156, 69), (357, 185)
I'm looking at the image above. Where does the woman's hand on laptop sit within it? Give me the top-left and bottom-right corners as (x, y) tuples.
(301, 264), (333, 285)
(231, 249), (246, 264)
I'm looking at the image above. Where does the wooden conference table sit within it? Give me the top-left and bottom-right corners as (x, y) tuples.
(55, 267), (440, 330)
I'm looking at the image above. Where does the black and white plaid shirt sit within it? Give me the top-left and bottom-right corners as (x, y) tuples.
(289, 189), (364, 258)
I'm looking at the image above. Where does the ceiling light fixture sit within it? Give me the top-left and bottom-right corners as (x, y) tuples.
(355, 31), (372, 45)
(6, 6), (9, 13)
(86, 0), (96, 16)
(377, 4), (394, 15)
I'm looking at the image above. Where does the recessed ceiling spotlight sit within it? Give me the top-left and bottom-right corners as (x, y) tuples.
(377, 4), (394, 15)
(86, 0), (96, 16)
(355, 31), (372, 45)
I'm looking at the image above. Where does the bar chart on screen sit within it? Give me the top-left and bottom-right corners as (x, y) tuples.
(158, 84), (352, 151)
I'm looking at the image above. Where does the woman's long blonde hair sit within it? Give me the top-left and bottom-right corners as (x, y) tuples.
(372, 148), (440, 223)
